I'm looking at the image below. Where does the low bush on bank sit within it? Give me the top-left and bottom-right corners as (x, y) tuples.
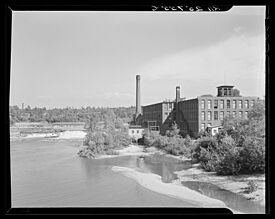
(78, 111), (132, 158)
(192, 133), (265, 175)
(78, 129), (131, 158)
(244, 180), (259, 194)
(143, 128), (195, 158)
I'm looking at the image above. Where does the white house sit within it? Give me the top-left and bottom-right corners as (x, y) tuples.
(206, 125), (223, 136)
(128, 125), (144, 142)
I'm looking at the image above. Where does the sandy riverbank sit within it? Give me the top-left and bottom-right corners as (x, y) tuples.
(94, 144), (157, 159)
(99, 144), (265, 210)
(174, 164), (265, 208)
(112, 166), (227, 209)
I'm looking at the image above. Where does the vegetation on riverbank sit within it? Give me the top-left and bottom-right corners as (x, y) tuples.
(143, 122), (195, 158)
(193, 100), (265, 175)
(78, 109), (132, 158)
(144, 100), (265, 176)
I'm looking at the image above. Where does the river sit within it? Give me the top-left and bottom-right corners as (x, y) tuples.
(10, 136), (264, 213)
(10, 137), (197, 207)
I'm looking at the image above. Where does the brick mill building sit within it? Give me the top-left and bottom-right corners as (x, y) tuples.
(132, 75), (259, 137)
(176, 85), (259, 136)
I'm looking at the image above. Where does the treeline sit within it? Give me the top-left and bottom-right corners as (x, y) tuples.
(9, 105), (135, 125)
(144, 100), (265, 175)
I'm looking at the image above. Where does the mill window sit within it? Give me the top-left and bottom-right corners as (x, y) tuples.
(207, 111), (211, 120)
(201, 111), (205, 121)
(214, 100), (218, 109)
(239, 100), (243, 109)
(220, 111), (224, 121)
(239, 111), (243, 118)
(207, 100), (212, 109)
(226, 100), (230, 109)
(245, 100), (249, 108)
(214, 111), (218, 120)
(201, 100), (205, 109)
(233, 100), (237, 109)
(220, 100), (224, 109)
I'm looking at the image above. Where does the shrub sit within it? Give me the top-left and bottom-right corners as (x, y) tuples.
(143, 130), (194, 157)
(193, 135), (244, 175)
(191, 136), (218, 162)
(155, 135), (169, 149)
(80, 125), (131, 158)
(244, 180), (258, 193)
(239, 136), (265, 174)
(213, 143), (242, 175)
(143, 130), (161, 147)
(78, 146), (96, 159)
(165, 122), (181, 137)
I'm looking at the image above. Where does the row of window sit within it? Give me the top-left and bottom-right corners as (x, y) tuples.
(131, 129), (142, 134)
(218, 88), (232, 96)
(201, 99), (255, 110)
(201, 111), (249, 121)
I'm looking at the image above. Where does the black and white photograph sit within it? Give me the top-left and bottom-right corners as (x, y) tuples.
(7, 5), (267, 214)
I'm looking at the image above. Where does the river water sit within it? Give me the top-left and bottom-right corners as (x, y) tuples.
(10, 137), (265, 213)
(10, 138), (196, 207)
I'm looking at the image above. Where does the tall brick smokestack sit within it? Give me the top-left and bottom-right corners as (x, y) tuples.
(176, 86), (180, 103)
(175, 86), (181, 123)
(136, 75), (141, 116)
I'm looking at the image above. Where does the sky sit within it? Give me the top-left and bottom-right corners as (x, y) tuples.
(10, 6), (266, 108)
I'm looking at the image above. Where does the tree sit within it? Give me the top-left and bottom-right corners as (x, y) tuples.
(86, 113), (101, 132)
(165, 121), (181, 137)
(248, 99), (265, 121)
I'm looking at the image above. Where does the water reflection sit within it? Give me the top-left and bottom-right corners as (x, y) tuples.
(79, 155), (144, 182)
(181, 181), (265, 214)
(137, 154), (192, 183)
(134, 153), (265, 214)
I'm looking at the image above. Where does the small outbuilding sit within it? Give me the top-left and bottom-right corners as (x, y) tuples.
(206, 125), (223, 136)
(128, 125), (144, 142)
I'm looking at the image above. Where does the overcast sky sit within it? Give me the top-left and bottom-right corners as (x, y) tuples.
(10, 6), (266, 108)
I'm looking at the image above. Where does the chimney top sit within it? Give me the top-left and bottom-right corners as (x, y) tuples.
(176, 86), (181, 103)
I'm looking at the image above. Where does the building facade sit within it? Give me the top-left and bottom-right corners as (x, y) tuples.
(128, 125), (144, 142)
(141, 101), (174, 132)
(177, 86), (259, 136)
(132, 75), (260, 137)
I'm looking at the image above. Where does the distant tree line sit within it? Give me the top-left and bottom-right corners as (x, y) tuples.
(9, 105), (135, 126)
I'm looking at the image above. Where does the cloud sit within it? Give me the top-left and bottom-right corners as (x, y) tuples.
(138, 33), (265, 98)
(103, 91), (134, 99)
